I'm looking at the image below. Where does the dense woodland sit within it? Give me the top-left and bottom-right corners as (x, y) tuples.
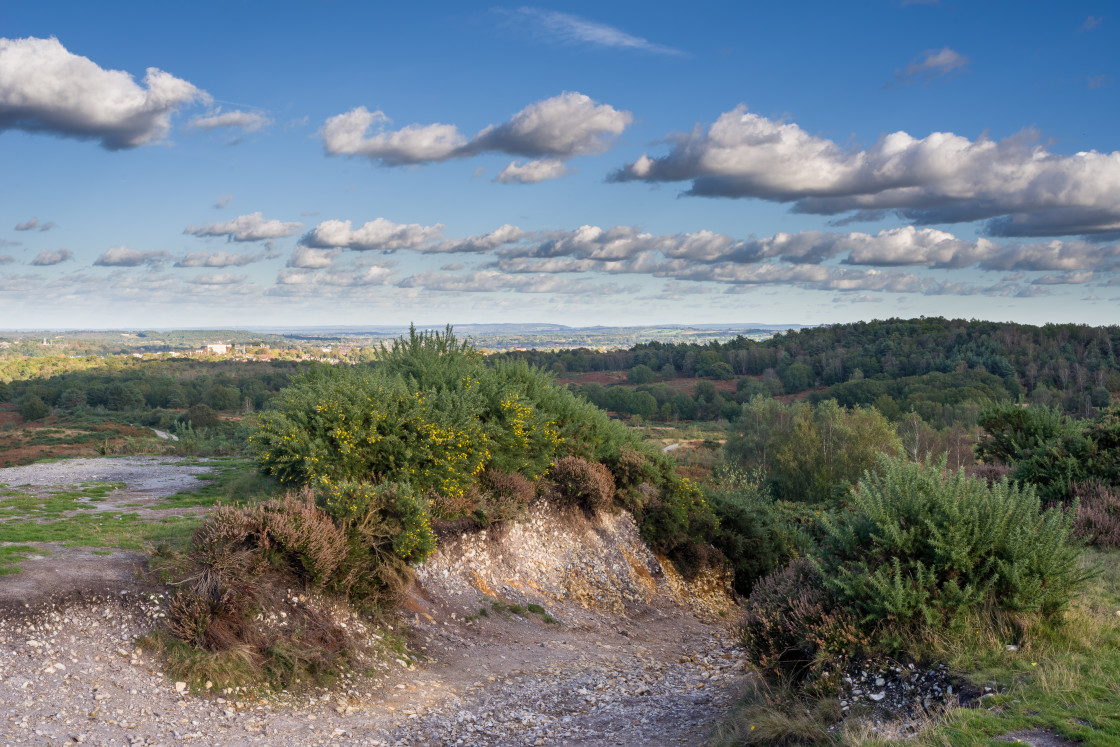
(501, 318), (1118, 423)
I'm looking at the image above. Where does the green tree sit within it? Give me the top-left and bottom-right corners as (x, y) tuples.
(627, 364), (656, 385)
(18, 394), (50, 421)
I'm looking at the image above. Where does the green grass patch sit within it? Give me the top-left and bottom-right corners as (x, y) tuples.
(157, 458), (278, 509)
(720, 548), (1120, 745)
(0, 544), (45, 575)
(902, 548), (1120, 746)
(0, 511), (201, 550)
(0, 462), (278, 573)
(0, 481), (126, 518)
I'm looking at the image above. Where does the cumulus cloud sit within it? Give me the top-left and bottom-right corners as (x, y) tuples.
(467, 92), (632, 158)
(425, 224), (527, 254)
(94, 246), (171, 266)
(496, 158), (569, 183)
(286, 245), (340, 269)
(187, 108), (270, 133)
(1032, 271), (1096, 285)
(611, 105), (1120, 236)
(399, 269), (600, 294)
(174, 250), (263, 268)
(186, 273), (247, 285)
(0, 36), (207, 149)
(29, 248), (73, 266)
(978, 239), (1120, 272)
(894, 47), (969, 85)
(300, 218), (444, 252)
(184, 212), (303, 242)
(322, 92), (630, 179)
(321, 108), (464, 165)
(508, 8), (685, 56)
(275, 263), (394, 288)
(15, 217), (55, 232)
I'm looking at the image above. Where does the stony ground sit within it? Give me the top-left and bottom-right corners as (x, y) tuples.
(0, 457), (751, 746)
(0, 593), (747, 746)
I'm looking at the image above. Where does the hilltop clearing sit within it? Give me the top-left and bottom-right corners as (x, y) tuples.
(0, 455), (747, 746)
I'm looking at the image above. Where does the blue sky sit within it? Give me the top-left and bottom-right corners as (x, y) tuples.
(1, 1), (1117, 328)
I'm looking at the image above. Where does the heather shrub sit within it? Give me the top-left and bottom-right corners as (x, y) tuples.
(1070, 481), (1120, 547)
(966, 462), (1012, 486)
(605, 446), (655, 491)
(816, 454), (1086, 635)
(737, 559), (867, 680)
(471, 468), (535, 524)
(551, 456), (616, 512)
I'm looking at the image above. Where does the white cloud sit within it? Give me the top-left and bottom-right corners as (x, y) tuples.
(322, 92), (630, 175)
(468, 92), (631, 158)
(1032, 272), (1096, 285)
(426, 224), (527, 254)
(612, 105), (1120, 236)
(509, 8), (685, 56)
(399, 269), (600, 294)
(184, 212), (303, 242)
(300, 218), (444, 251)
(496, 158), (569, 183)
(321, 107), (464, 165)
(186, 273), (247, 285)
(0, 36), (207, 149)
(895, 47), (969, 85)
(29, 248), (72, 266)
(187, 108), (270, 133)
(0, 255), (13, 264)
(93, 246), (171, 266)
(275, 264), (394, 288)
(978, 239), (1120, 272)
(175, 250), (263, 268)
(287, 245), (340, 269)
(15, 217), (54, 232)
(213, 194), (233, 209)
(1082, 15), (1104, 31)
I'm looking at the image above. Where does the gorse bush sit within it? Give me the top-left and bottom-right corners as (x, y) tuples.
(815, 454), (1086, 634)
(248, 326), (719, 575)
(703, 468), (811, 596)
(161, 325), (741, 690)
(976, 402), (1120, 503)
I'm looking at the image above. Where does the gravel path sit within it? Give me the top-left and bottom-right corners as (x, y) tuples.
(0, 457), (751, 745)
(0, 457), (213, 498)
(0, 595), (747, 746)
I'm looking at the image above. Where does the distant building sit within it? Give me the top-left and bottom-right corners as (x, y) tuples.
(204, 344), (230, 355)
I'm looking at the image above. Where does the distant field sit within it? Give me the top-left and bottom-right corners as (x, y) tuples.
(0, 404), (169, 467)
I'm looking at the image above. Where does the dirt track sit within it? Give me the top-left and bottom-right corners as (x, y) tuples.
(0, 457), (750, 746)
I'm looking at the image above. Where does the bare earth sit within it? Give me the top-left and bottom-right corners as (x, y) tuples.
(0, 456), (217, 609)
(0, 458), (750, 746)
